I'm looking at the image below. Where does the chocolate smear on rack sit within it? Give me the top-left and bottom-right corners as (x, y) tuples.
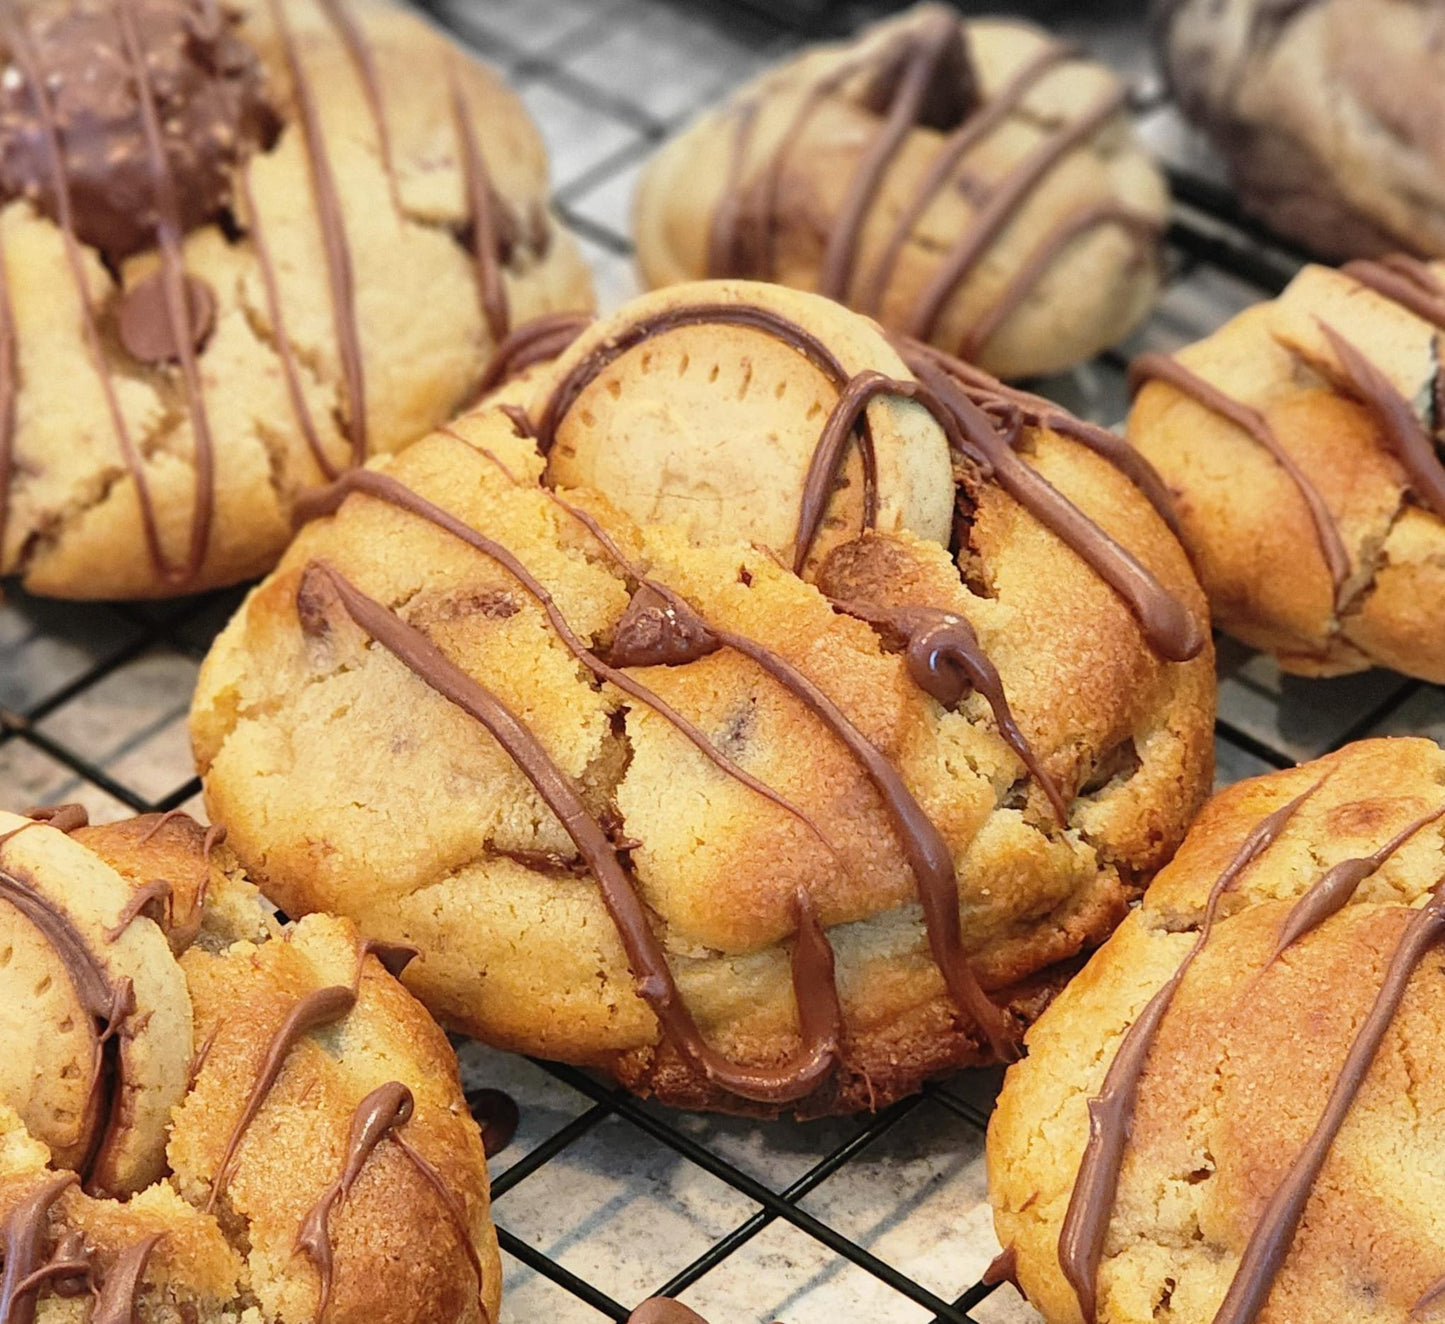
(466, 1087), (520, 1157)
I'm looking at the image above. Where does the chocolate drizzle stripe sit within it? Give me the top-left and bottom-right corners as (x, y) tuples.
(708, 58), (866, 282)
(817, 11), (964, 302)
(955, 202), (1161, 361)
(0, 1173), (77, 1324)
(916, 343), (1182, 538)
(909, 349), (1204, 661)
(704, 100), (760, 278)
(1416, 1275), (1445, 1320)
(536, 495), (1017, 1059)
(239, 162), (338, 481)
(390, 1133), (488, 1318)
(829, 597), (1066, 823)
(10, 1227), (90, 1301)
(1269, 804), (1445, 962)
(206, 963), (364, 1212)
(0, 222), (17, 568)
(316, 0), (400, 208)
(1129, 352), (1351, 596)
(857, 41), (1074, 315)
(0, 8), (170, 577)
(267, 0), (368, 466)
(1057, 779), (1322, 1324)
(295, 1081), (414, 1320)
(1316, 321), (1445, 521)
(793, 369), (894, 572)
(449, 63), (509, 343)
(296, 467), (852, 877)
(905, 87), (1127, 341)
(475, 311), (592, 398)
(1342, 258), (1445, 330)
(103, 879), (172, 944)
(91, 1233), (163, 1324)
(306, 562), (842, 1103)
(116, 0), (216, 581)
(1213, 873), (1445, 1324)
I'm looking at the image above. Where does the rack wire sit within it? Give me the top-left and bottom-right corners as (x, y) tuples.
(1, 1), (1440, 1321)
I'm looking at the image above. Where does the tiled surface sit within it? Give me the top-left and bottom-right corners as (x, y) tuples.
(0, 1), (1439, 1322)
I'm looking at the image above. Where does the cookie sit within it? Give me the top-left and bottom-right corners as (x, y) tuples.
(0, 0), (593, 601)
(989, 737), (1445, 1323)
(191, 280), (1214, 1117)
(0, 805), (501, 1323)
(1157, 0), (1445, 261)
(633, 4), (1168, 380)
(1127, 255), (1445, 681)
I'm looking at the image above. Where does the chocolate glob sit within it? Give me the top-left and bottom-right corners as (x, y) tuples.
(608, 584), (722, 668)
(857, 8), (980, 133)
(117, 268), (216, 362)
(0, 0), (277, 261)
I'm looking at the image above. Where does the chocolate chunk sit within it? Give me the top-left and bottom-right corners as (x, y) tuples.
(858, 10), (980, 133)
(0, 0), (278, 261)
(117, 269), (216, 363)
(608, 584), (721, 668)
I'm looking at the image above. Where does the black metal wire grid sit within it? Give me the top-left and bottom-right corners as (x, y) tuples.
(1, 1), (1442, 1320)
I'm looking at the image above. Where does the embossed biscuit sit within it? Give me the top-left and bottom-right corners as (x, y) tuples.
(634, 4), (1168, 380)
(0, 0), (593, 600)
(193, 281), (1214, 1117)
(0, 807), (501, 1324)
(1128, 256), (1445, 681)
(989, 737), (1445, 1324)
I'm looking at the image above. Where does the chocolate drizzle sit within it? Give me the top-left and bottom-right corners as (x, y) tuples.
(206, 951), (369, 1212)
(475, 312), (592, 398)
(1341, 256), (1445, 331)
(1316, 321), (1445, 521)
(1269, 804), (1445, 962)
(295, 1081), (414, 1320)
(829, 598), (1067, 823)
(91, 1233), (162, 1324)
(12, 1227), (91, 1301)
(1057, 780), (1321, 1324)
(305, 560), (845, 1102)
(266, 0), (367, 468)
(450, 64), (509, 343)
(1129, 351), (1351, 597)
(0, 864), (134, 1193)
(0, 1173), (77, 1324)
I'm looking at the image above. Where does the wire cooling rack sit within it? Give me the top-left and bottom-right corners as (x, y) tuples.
(2, 1), (1442, 1320)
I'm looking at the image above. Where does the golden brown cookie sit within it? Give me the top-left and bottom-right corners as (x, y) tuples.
(191, 281), (1214, 1117)
(1128, 256), (1445, 681)
(1157, 0), (1445, 261)
(0, 806), (501, 1323)
(989, 737), (1445, 1324)
(633, 4), (1168, 380)
(0, 0), (593, 601)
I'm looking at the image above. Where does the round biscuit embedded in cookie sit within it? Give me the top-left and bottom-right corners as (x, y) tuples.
(535, 279), (955, 575)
